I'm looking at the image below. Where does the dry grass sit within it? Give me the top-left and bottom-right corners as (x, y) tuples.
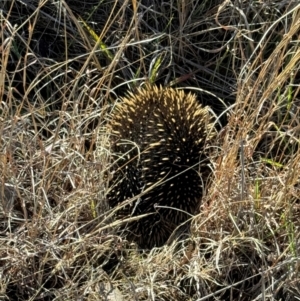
(1, 0), (300, 300)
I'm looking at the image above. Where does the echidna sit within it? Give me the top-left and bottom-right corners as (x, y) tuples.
(107, 85), (215, 248)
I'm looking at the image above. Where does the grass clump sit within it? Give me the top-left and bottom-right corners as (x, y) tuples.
(1, 0), (300, 300)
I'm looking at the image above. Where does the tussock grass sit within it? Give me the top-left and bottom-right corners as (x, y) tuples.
(1, 0), (300, 300)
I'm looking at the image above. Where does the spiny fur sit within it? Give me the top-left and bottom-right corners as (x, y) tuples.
(107, 85), (215, 248)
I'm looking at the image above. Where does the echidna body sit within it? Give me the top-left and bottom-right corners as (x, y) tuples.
(107, 85), (215, 248)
